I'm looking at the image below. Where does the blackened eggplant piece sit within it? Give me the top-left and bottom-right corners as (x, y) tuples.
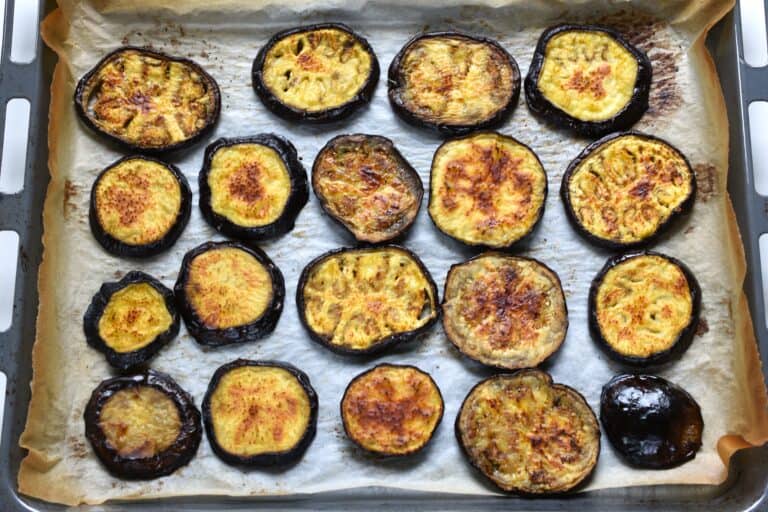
(199, 135), (308, 241)
(525, 24), (652, 137)
(600, 374), (703, 469)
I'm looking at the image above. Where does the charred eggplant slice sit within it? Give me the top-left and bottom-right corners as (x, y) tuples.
(456, 370), (600, 494)
(589, 251), (701, 366)
(561, 132), (695, 249)
(442, 253), (567, 369)
(525, 24), (651, 136)
(429, 132), (547, 248)
(174, 241), (284, 347)
(90, 155), (192, 258)
(252, 23), (379, 122)
(388, 32), (520, 135)
(203, 359), (318, 467)
(84, 271), (179, 371)
(199, 135), (308, 240)
(600, 374), (703, 469)
(75, 47), (220, 153)
(297, 246), (438, 355)
(312, 134), (423, 243)
(341, 364), (443, 456)
(84, 370), (202, 479)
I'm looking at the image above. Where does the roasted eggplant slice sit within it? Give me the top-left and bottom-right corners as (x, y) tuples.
(388, 32), (520, 135)
(174, 241), (284, 347)
(312, 134), (423, 243)
(252, 23), (379, 122)
(525, 24), (651, 137)
(202, 359), (318, 467)
(456, 370), (600, 495)
(75, 47), (220, 153)
(589, 251), (701, 366)
(297, 246), (438, 355)
(341, 364), (443, 456)
(199, 135), (308, 240)
(84, 370), (202, 479)
(600, 374), (703, 469)
(561, 132), (696, 249)
(442, 253), (567, 369)
(429, 132), (547, 248)
(84, 271), (179, 371)
(89, 155), (192, 258)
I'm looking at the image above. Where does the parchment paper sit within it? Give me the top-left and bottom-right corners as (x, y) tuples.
(18, 0), (768, 505)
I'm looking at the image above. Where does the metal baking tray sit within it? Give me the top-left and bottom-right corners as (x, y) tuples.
(0, 0), (766, 509)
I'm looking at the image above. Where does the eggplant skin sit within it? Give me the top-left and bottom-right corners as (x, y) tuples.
(524, 24), (651, 137)
(84, 370), (202, 479)
(600, 374), (703, 469)
(588, 251), (701, 367)
(89, 155), (192, 258)
(198, 135), (309, 241)
(202, 359), (318, 467)
(174, 241), (285, 347)
(74, 46), (221, 153)
(252, 23), (379, 123)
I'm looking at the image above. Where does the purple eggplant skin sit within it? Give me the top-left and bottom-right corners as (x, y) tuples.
(588, 251), (701, 367)
(198, 135), (309, 241)
(524, 24), (652, 137)
(83, 271), (180, 371)
(600, 374), (703, 469)
(251, 23), (380, 123)
(89, 155), (192, 258)
(74, 46), (221, 154)
(388, 32), (520, 136)
(174, 241), (285, 347)
(202, 359), (318, 467)
(84, 370), (202, 479)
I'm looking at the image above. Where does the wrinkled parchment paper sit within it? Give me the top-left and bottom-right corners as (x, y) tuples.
(18, 0), (768, 505)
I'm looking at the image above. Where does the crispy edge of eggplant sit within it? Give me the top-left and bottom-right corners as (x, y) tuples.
(296, 245), (439, 356)
(89, 155), (192, 258)
(387, 32), (521, 136)
(202, 359), (318, 467)
(251, 23), (380, 123)
(83, 369), (202, 479)
(198, 134), (309, 240)
(83, 271), (180, 371)
(524, 24), (652, 137)
(600, 373), (703, 469)
(588, 251), (701, 367)
(311, 133), (424, 243)
(174, 241), (285, 347)
(74, 46), (221, 154)
(560, 131), (697, 250)
(340, 363), (444, 457)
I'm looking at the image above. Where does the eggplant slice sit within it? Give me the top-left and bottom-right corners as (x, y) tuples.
(429, 132), (547, 249)
(252, 23), (379, 123)
(341, 364), (443, 456)
(203, 359), (318, 467)
(525, 24), (652, 137)
(75, 47), (220, 153)
(199, 135), (308, 240)
(388, 32), (520, 135)
(561, 132), (696, 249)
(174, 241), (284, 347)
(456, 369), (600, 495)
(442, 253), (567, 370)
(312, 134), (423, 243)
(84, 370), (202, 479)
(589, 251), (701, 366)
(84, 271), (179, 371)
(297, 246), (438, 355)
(600, 374), (703, 469)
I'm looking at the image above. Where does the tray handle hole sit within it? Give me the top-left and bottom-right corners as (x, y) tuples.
(0, 231), (19, 333)
(10, 0), (38, 64)
(741, 0), (768, 67)
(749, 101), (768, 196)
(0, 98), (30, 194)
